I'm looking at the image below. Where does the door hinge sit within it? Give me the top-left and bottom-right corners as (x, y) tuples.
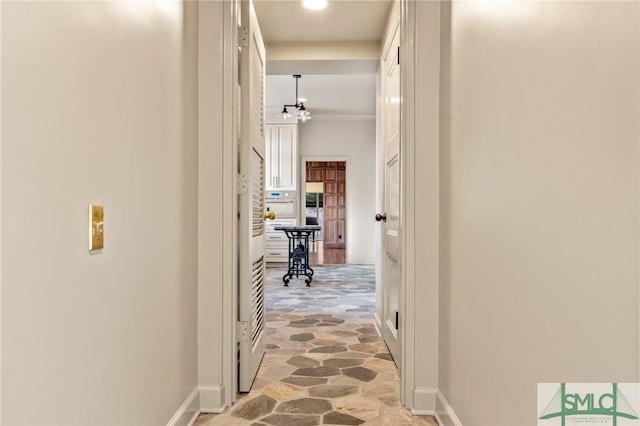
(238, 25), (249, 47)
(237, 321), (249, 343)
(237, 173), (248, 195)
(395, 311), (399, 330)
(397, 46), (400, 65)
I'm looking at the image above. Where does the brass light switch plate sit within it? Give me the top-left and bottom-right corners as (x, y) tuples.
(89, 204), (104, 251)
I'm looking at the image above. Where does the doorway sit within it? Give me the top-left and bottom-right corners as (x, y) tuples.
(254, 12), (392, 406)
(197, 0), (438, 415)
(305, 161), (346, 265)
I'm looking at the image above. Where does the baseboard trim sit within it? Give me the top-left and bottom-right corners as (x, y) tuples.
(411, 386), (437, 415)
(167, 387), (200, 426)
(373, 314), (382, 337)
(199, 385), (227, 413)
(435, 390), (462, 426)
(186, 410), (201, 426)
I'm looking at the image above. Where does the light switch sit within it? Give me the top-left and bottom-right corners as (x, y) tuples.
(89, 204), (104, 251)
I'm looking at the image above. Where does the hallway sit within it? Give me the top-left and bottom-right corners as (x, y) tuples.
(196, 265), (436, 425)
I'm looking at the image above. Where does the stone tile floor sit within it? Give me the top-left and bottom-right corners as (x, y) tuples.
(195, 265), (437, 426)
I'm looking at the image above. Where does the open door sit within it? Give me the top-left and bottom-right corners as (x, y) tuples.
(322, 162), (346, 249)
(379, 23), (401, 367)
(238, 0), (267, 392)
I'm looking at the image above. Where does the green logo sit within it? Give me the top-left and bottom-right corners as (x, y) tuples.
(539, 383), (639, 426)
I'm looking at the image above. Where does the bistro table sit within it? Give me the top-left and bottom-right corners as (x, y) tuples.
(273, 225), (322, 286)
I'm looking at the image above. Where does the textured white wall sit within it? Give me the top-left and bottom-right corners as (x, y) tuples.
(299, 119), (377, 264)
(438, 1), (639, 424)
(1, 2), (199, 424)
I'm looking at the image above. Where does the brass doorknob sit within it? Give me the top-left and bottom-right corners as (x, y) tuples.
(375, 213), (387, 222)
(264, 211), (276, 221)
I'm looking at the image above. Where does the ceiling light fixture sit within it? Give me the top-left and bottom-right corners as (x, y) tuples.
(282, 75), (312, 123)
(301, 0), (328, 10)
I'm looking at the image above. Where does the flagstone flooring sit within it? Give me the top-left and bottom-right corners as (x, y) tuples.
(195, 265), (437, 426)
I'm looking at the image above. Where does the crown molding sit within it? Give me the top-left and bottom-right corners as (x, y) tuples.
(308, 114), (375, 121)
(266, 41), (381, 61)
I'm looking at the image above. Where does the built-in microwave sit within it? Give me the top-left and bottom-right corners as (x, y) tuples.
(265, 191), (297, 219)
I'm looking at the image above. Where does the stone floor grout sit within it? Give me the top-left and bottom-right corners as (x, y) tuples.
(195, 265), (437, 426)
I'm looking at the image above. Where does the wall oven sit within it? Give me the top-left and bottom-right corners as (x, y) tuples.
(265, 191), (297, 219)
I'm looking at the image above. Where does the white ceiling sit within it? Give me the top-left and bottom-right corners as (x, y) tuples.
(266, 74), (376, 116)
(253, 0), (392, 43)
(254, 0), (390, 118)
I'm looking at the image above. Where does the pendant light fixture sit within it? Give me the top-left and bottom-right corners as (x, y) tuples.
(281, 75), (312, 123)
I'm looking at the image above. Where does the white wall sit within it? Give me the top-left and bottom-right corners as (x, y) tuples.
(299, 119), (376, 264)
(2, 2), (199, 424)
(437, 1), (639, 424)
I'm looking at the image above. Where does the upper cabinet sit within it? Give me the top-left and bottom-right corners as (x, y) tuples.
(265, 124), (298, 190)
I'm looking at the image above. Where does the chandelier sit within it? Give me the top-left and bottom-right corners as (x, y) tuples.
(281, 75), (312, 122)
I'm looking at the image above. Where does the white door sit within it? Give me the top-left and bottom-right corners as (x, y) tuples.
(238, 0), (267, 392)
(380, 25), (401, 367)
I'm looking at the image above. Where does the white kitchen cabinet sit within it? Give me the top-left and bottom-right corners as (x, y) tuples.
(265, 218), (296, 262)
(265, 124), (297, 190)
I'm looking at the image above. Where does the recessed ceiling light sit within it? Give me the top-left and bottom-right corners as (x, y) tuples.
(301, 0), (328, 10)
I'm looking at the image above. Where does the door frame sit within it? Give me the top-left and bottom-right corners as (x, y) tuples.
(197, 0), (240, 411)
(198, 0), (442, 414)
(398, 0), (441, 413)
(299, 156), (349, 261)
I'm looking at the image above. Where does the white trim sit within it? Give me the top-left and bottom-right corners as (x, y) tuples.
(196, 0), (222, 414)
(372, 314), (383, 338)
(166, 387), (200, 426)
(197, 0), (238, 410)
(308, 114), (376, 121)
(401, 0), (442, 410)
(186, 411), (201, 426)
(411, 386), (438, 415)
(266, 41), (381, 61)
(0, 0), (3, 417)
(399, 0), (416, 408)
(217, 0), (427, 415)
(199, 385), (228, 414)
(222, 0), (240, 405)
(435, 390), (463, 426)
(373, 312), (383, 334)
(635, 0), (640, 401)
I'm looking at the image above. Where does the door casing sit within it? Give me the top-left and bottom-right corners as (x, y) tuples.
(196, 0), (441, 414)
